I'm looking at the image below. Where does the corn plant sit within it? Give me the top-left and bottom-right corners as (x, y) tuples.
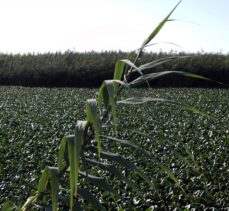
(3, 1), (220, 210)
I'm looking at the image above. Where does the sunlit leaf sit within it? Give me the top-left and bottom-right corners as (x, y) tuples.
(37, 167), (50, 194)
(134, 0), (182, 63)
(58, 136), (69, 172)
(98, 82), (109, 110)
(113, 60), (126, 93)
(86, 99), (101, 158)
(74, 121), (87, 194)
(104, 80), (118, 135)
(48, 167), (59, 211)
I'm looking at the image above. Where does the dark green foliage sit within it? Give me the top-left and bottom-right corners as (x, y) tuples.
(0, 87), (228, 209)
(0, 51), (228, 87)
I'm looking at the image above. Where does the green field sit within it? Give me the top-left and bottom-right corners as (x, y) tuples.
(0, 87), (228, 209)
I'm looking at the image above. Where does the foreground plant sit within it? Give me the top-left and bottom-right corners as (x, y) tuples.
(3, 1), (220, 210)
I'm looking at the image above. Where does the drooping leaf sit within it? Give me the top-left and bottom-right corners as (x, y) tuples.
(129, 70), (223, 88)
(113, 59), (143, 92)
(118, 96), (213, 118)
(181, 72), (223, 85)
(98, 80), (126, 124)
(118, 59), (151, 87)
(86, 99), (101, 158)
(48, 167), (59, 211)
(66, 121), (87, 210)
(78, 188), (106, 211)
(179, 103), (213, 118)
(98, 82), (110, 111)
(104, 80), (118, 135)
(118, 97), (173, 105)
(79, 171), (118, 197)
(66, 135), (76, 209)
(83, 158), (136, 189)
(113, 60), (126, 93)
(138, 56), (189, 72)
(100, 135), (150, 155)
(133, 41), (184, 52)
(89, 147), (157, 191)
(121, 59), (143, 76)
(74, 121), (87, 195)
(37, 166), (50, 194)
(58, 136), (69, 172)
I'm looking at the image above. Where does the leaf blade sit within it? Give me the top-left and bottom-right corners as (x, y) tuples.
(78, 188), (106, 211)
(48, 167), (59, 211)
(86, 99), (102, 158)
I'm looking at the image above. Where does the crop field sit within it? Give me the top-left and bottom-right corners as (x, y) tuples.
(0, 86), (229, 209)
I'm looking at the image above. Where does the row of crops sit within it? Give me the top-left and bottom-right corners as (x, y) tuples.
(0, 51), (228, 87)
(0, 86), (228, 209)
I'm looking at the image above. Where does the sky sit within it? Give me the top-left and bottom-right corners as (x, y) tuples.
(0, 0), (228, 54)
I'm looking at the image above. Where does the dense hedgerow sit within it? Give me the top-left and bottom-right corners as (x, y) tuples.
(0, 51), (228, 87)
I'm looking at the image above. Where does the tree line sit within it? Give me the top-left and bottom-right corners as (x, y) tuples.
(0, 51), (228, 87)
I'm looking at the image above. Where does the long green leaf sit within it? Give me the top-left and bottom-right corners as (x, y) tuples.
(48, 167), (59, 211)
(78, 188), (106, 211)
(140, 1), (182, 52)
(138, 56), (189, 72)
(101, 135), (150, 155)
(37, 167), (50, 194)
(58, 136), (69, 172)
(86, 99), (101, 158)
(129, 70), (223, 87)
(118, 97), (173, 105)
(118, 96), (213, 118)
(83, 158), (136, 189)
(134, 0), (182, 64)
(104, 80), (118, 135)
(89, 147), (156, 190)
(113, 60), (126, 93)
(79, 171), (118, 197)
(67, 135), (76, 210)
(74, 121), (87, 195)
(98, 82), (110, 111)
(98, 80), (126, 113)
(133, 41), (183, 52)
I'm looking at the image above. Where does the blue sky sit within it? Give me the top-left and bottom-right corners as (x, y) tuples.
(0, 0), (228, 54)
